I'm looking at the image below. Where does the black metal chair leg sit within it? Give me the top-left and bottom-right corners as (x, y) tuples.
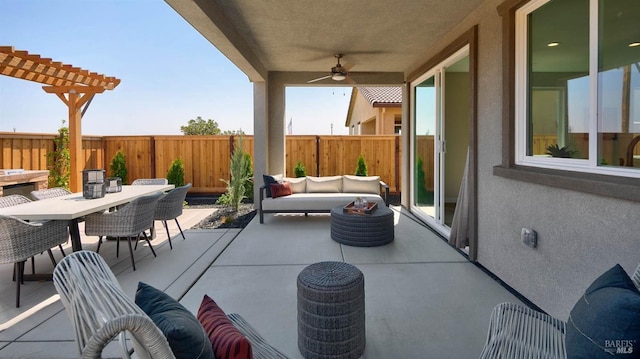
(163, 221), (173, 249)
(127, 236), (136, 271)
(96, 236), (103, 253)
(47, 249), (57, 266)
(116, 236), (120, 257)
(58, 244), (66, 257)
(175, 219), (186, 240)
(15, 261), (24, 308)
(142, 232), (157, 257)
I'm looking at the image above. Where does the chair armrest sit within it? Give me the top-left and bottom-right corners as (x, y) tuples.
(227, 313), (290, 359)
(83, 314), (175, 359)
(379, 181), (390, 206)
(632, 263), (640, 291)
(479, 302), (566, 359)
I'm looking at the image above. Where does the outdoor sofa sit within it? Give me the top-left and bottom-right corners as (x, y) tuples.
(259, 174), (389, 223)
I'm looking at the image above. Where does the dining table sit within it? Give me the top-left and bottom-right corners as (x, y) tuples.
(0, 184), (173, 252)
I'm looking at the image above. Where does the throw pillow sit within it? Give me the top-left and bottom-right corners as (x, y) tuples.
(262, 174), (283, 198)
(197, 295), (253, 359)
(270, 181), (292, 198)
(565, 264), (640, 358)
(306, 176), (343, 193)
(135, 282), (214, 359)
(342, 175), (380, 194)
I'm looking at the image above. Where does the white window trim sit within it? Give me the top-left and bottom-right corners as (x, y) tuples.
(514, 0), (640, 178)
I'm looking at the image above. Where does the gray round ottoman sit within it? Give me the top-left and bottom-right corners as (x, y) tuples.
(330, 205), (394, 247)
(297, 261), (365, 359)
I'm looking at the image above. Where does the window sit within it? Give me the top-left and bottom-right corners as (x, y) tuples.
(516, 0), (640, 176)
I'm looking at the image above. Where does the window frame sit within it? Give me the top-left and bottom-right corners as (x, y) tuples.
(495, 0), (640, 202)
(514, 0), (640, 178)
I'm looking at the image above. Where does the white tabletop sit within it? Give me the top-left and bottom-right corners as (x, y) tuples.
(0, 184), (174, 221)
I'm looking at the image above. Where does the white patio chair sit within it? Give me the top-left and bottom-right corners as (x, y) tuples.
(479, 263), (640, 359)
(0, 214), (69, 307)
(30, 187), (71, 200)
(0, 194), (66, 273)
(84, 192), (162, 271)
(153, 183), (191, 249)
(132, 178), (169, 185)
(53, 250), (175, 359)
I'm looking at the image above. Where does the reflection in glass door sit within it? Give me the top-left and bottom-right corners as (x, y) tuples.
(411, 46), (469, 234)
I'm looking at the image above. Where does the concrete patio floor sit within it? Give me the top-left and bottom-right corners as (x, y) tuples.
(0, 206), (524, 358)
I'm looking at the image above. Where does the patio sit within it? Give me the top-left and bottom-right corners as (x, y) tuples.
(0, 205), (524, 358)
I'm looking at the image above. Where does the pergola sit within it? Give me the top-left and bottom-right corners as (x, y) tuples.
(0, 46), (120, 191)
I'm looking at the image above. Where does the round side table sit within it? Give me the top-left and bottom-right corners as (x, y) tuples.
(297, 261), (365, 359)
(330, 205), (394, 247)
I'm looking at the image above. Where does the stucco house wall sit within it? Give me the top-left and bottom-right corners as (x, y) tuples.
(414, 0), (640, 319)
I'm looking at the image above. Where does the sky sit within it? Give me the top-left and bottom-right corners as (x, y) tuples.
(0, 0), (352, 136)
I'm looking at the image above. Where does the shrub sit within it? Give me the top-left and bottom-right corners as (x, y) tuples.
(47, 120), (70, 189)
(216, 136), (252, 211)
(109, 150), (128, 184)
(294, 160), (307, 177)
(242, 152), (254, 201)
(355, 154), (368, 176)
(166, 158), (185, 187)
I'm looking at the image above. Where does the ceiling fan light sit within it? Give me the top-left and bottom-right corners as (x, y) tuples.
(332, 73), (346, 81)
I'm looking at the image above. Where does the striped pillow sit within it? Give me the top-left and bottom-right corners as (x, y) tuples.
(197, 295), (253, 359)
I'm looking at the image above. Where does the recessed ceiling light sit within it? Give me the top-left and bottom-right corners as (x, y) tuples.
(629, 42), (640, 47)
(547, 42), (560, 47)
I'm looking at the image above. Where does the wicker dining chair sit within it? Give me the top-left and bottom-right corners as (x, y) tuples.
(0, 194), (66, 270)
(84, 192), (162, 271)
(131, 178), (169, 185)
(153, 183), (191, 249)
(53, 250), (175, 359)
(30, 187), (71, 200)
(479, 263), (640, 359)
(0, 214), (69, 307)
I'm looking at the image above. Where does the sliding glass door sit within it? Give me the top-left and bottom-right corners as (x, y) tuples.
(411, 46), (470, 234)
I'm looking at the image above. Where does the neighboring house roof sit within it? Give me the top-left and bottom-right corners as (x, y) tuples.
(345, 87), (402, 127)
(359, 87), (402, 107)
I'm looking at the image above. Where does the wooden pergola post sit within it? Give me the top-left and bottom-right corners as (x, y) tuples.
(0, 46), (120, 192)
(44, 86), (104, 191)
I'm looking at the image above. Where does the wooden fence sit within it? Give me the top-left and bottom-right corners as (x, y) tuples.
(1, 133), (401, 193)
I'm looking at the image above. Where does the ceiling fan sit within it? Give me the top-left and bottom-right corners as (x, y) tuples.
(307, 54), (355, 83)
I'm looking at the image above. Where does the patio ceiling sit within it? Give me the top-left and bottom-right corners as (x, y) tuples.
(165, 0), (485, 83)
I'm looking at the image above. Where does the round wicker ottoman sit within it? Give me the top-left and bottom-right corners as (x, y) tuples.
(330, 205), (394, 247)
(297, 261), (365, 359)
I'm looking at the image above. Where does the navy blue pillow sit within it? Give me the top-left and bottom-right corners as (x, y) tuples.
(135, 282), (214, 359)
(566, 264), (640, 358)
(262, 174), (283, 198)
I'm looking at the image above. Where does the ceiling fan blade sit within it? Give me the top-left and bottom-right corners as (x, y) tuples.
(345, 75), (356, 85)
(343, 63), (355, 71)
(307, 74), (332, 83)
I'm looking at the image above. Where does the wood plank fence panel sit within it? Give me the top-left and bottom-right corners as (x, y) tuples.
(103, 136), (153, 184)
(286, 136), (317, 177)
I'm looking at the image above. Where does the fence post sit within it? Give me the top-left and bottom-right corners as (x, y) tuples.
(315, 135), (320, 176)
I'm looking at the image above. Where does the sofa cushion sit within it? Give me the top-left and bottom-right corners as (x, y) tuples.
(565, 264), (640, 358)
(270, 181), (292, 198)
(284, 177), (306, 193)
(197, 295), (253, 359)
(261, 193), (384, 211)
(262, 174), (283, 198)
(135, 282), (214, 359)
(343, 175), (380, 194)
(306, 176), (343, 193)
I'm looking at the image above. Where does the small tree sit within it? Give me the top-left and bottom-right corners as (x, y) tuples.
(180, 116), (222, 135)
(355, 154), (368, 176)
(47, 120), (70, 189)
(294, 160), (307, 178)
(216, 136), (252, 211)
(242, 152), (254, 201)
(166, 158), (185, 187)
(109, 150), (128, 184)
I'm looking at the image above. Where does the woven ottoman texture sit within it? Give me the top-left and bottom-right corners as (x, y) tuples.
(330, 206), (394, 247)
(297, 261), (365, 359)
